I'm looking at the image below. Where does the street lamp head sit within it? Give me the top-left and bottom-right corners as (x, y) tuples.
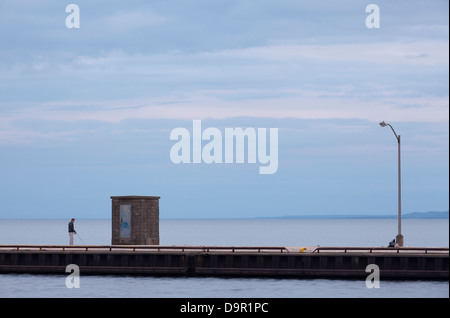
(379, 121), (388, 127)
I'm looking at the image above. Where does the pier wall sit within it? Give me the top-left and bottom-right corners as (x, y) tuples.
(0, 248), (447, 280)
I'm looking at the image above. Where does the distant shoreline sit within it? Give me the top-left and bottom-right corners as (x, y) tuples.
(255, 211), (449, 220)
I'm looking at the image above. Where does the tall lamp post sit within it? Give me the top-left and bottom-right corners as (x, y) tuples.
(379, 121), (404, 247)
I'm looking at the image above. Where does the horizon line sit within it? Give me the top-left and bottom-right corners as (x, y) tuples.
(0, 211), (448, 221)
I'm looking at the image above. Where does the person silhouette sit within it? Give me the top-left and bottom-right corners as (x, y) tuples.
(68, 218), (77, 245)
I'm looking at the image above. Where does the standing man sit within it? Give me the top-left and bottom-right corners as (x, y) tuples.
(68, 218), (77, 245)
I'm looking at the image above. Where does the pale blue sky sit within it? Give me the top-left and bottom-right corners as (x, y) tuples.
(0, 1), (448, 218)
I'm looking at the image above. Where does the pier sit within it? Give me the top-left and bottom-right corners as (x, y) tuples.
(0, 245), (448, 280)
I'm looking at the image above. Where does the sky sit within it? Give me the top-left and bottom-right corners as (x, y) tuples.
(0, 0), (448, 219)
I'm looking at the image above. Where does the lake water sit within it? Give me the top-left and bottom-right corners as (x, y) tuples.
(0, 218), (448, 298)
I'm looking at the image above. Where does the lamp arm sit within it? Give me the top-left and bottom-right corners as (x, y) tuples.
(387, 124), (400, 142)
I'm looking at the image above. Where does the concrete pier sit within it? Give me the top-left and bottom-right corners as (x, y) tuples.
(0, 245), (447, 280)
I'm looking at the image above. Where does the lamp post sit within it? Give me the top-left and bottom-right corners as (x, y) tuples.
(379, 121), (404, 247)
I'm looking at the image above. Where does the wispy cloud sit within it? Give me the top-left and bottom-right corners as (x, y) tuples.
(1, 89), (447, 127)
(201, 41), (449, 66)
(92, 9), (169, 31)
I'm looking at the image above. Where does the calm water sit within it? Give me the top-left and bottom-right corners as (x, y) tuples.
(0, 218), (448, 298)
